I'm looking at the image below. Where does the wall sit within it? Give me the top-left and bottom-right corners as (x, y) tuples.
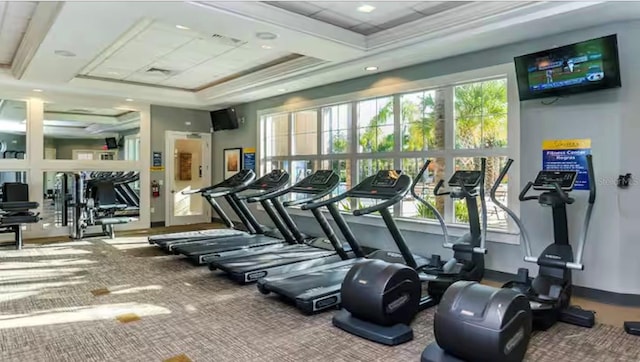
(45, 138), (107, 159)
(211, 20), (640, 295)
(150, 105), (212, 223)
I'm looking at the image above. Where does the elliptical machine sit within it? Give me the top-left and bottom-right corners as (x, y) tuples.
(332, 159), (489, 346)
(493, 155), (596, 330)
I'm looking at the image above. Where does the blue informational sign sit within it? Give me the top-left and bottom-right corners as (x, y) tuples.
(243, 148), (256, 172)
(542, 139), (591, 190)
(152, 152), (162, 167)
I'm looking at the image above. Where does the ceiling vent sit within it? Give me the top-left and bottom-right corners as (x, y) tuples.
(145, 67), (177, 76)
(210, 33), (246, 46)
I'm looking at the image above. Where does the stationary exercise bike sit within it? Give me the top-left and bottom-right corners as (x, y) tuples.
(492, 155), (596, 330)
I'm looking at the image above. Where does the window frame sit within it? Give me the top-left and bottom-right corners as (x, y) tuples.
(256, 63), (520, 244)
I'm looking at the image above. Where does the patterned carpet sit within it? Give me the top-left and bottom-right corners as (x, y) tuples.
(0, 237), (638, 362)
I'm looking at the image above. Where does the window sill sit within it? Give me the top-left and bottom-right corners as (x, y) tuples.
(257, 205), (521, 245)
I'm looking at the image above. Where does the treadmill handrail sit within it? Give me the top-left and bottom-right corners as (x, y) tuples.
(248, 171), (339, 204)
(301, 193), (348, 211)
(353, 193), (406, 216)
(183, 171), (255, 195)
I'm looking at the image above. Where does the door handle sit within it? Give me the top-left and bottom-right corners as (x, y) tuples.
(171, 190), (175, 194)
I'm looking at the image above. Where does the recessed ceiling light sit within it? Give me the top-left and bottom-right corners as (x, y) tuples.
(261, 45), (272, 50)
(364, 66), (379, 71)
(107, 71), (120, 76)
(277, 88), (287, 92)
(32, 89), (43, 92)
(357, 4), (376, 13)
(175, 25), (190, 30)
(125, 98), (134, 102)
(54, 50), (76, 57)
(256, 32), (278, 40)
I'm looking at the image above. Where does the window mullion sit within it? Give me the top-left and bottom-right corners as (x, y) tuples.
(393, 94), (401, 216)
(444, 86), (455, 223)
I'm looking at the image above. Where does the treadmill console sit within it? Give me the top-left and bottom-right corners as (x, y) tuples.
(308, 170), (334, 185)
(251, 169), (289, 190)
(533, 171), (577, 191)
(290, 170), (339, 194)
(448, 170), (483, 188)
(218, 169), (255, 187)
(371, 170), (402, 187)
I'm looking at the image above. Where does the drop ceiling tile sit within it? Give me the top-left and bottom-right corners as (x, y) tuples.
(310, 10), (361, 29)
(265, 1), (325, 16)
(125, 72), (172, 84)
(412, 1), (471, 16)
(133, 27), (195, 50)
(349, 23), (382, 35)
(179, 39), (235, 58)
(374, 12), (425, 29)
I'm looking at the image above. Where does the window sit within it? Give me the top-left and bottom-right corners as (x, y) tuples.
(259, 69), (515, 231)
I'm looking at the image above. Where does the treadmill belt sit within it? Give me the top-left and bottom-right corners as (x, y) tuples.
(264, 260), (358, 298)
(175, 236), (282, 256)
(149, 229), (243, 242)
(211, 247), (337, 273)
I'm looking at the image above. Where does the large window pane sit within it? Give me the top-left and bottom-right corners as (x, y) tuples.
(321, 159), (351, 211)
(399, 157), (445, 220)
(42, 103), (140, 160)
(0, 99), (27, 159)
(262, 114), (289, 157)
(453, 156), (508, 228)
(400, 90), (445, 151)
(322, 104), (351, 154)
(357, 158), (394, 183)
(262, 159), (289, 176)
(292, 110), (318, 155)
(291, 160), (315, 183)
(454, 79), (508, 150)
(357, 97), (394, 153)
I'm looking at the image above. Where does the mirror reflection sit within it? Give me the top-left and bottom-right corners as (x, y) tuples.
(42, 171), (140, 230)
(42, 104), (140, 160)
(0, 99), (27, 159)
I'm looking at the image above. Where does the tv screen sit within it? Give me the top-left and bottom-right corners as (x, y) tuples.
(514, 34), (621, 101)
(210, 108), (239, 131)
(105, 137), (118, 150)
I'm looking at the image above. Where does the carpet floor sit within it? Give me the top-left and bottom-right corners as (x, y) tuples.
(0, 237), (638, 362)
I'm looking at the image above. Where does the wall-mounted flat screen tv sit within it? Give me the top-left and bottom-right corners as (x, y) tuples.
(514, 34), (621, 101)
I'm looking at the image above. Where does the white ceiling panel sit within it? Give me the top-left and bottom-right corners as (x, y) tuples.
(0, 1), (38, 65)
(310, 10), (362, 29)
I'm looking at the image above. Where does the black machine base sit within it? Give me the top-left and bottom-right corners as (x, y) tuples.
(559, 306), (595, 328)
(332, 309), (413, 346)
(624, 321), (640, 336)
(421, 343), (465, 362)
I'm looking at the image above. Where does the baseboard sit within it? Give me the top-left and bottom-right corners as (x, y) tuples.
(150, 221), (165, 228)
(484, 269), (640, 307)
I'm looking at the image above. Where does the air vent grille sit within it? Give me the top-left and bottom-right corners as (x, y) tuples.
(211, 33), (246, 46)
(146, 67), (175, 76)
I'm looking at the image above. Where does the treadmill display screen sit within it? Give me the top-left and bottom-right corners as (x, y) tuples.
(266, 169), (285, 182)
(308, 170), (334, 185)
(371, 170), (402, 187)
(533, 171), (577, 190)
(448, 171), (483, 187)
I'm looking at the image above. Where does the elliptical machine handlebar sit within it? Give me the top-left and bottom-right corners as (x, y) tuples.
(576, 154), (596, 266)
(491, 159), (533, 258)
(410, 160), (449, 246)
(518, 182), (538, 201)
(552, 183), (575, 204)
(433, 179), (450, 196)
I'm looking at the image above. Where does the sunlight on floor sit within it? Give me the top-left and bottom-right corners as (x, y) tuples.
(101, 237), (149, 245)
(108, 285), (164, 295)
(0, 268), (87, 284)
(0, 259), (98, 270)
(0, 247), (92, 258)
(0, 280), (87, 294)
(0, 302), (171, 330)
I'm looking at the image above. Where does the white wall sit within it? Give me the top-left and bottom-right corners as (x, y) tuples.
(211, 20), (640, 295)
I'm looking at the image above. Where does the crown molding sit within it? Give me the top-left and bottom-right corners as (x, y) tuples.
(12, 2), (64, 79)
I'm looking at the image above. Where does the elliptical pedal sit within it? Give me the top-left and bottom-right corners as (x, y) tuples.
(560, 306), (595, 328)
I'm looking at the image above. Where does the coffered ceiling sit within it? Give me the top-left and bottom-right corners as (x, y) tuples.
(0, 1), (637, 110)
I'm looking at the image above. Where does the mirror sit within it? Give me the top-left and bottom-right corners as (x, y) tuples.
(42, 104), (140, 160)
(0, 99), (27, 159)
(42, 170), (140, 230)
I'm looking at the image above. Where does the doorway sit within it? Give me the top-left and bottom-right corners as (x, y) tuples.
(165, 131), (212, 226)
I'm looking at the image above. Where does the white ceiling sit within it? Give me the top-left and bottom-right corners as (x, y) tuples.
(0, 1), (638, 111)
(0, 2), (37, 65)
(264, 1), (470, 35)
(81, 20), (296, 90)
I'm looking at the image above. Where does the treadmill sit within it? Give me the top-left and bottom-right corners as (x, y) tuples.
(172, 169), (298, 265)
(256, 169), (430, 314)
(206, 170), (353, 284)
(149, 169), (257, 251)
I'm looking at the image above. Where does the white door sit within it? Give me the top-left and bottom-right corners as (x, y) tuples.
(165, 131), (212, 226)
